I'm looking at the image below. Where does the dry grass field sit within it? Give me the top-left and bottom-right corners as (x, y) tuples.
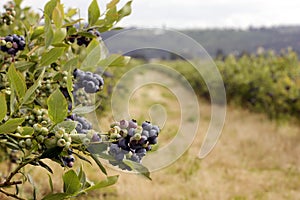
(1, 69), (300, 200)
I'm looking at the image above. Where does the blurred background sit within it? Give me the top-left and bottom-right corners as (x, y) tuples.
(1, 0), (300, 199)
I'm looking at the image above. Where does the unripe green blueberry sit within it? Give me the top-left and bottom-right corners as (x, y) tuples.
(19, 140), (26, 148)
(42, 114), (49, 121)
(46, 84), (51, 90)
(57, 138), (66, 147)
(63, 76), (68, 82)
(25, 138), (32, 147)
(36, 135), (44, 143)
(41, 127), (49, 136)
(120, 129), (128, 137)
(37, 115), (43, 121)
(110, 121), (120, 128)
(135, 126), (143, 134)
(82, 138), (90, 145)
(6, 42), (12, 48)
(63, 133), (71, 142)
(36, 110), (43, 116)
(33, 123), (42, 132)
(110, 133), (120, 140)
(41, 121), (48, 126)
(109, 127), (118, 135)
(134, 133), (142, 141)
(114, 126), (121, 133)
(0, 40), (6, 46)
(55, 128), (65, 138)
(11, 10), (16, 16)
(64, 142), (71, 150)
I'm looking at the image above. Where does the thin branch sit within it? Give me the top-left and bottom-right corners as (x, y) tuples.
(5, 156), (40, 184)
(26, 45), (39, 57)
(0, 180), (22, 187)
(0, 188), (25, 200)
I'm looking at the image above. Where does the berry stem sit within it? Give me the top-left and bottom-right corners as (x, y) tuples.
(26, 45), (39, 57)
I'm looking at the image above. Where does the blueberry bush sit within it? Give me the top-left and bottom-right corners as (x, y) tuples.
(0, 0), (161, 199)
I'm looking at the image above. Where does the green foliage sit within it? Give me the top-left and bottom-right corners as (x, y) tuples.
(47, 89), (68, 124)
(0, 0), (145, 200)
(148, 49), (300, 120)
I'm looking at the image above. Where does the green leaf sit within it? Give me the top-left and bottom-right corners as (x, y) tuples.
(107, 0), (120, 9)
(98, 54), (131, 67)
(47, 89), (68, 124)
(123, 159), (152, 180)
(78, 165), (87, 189)
(85, 175), (118, 192)
(30, 26), (45, 40)
(44, 0), (57, 18)
(10, 86), (15, 114)
(52, 4), (63, 28)
(87, 143), (108, 154)
(3, 141), (20, 150)
(88, 0), (100, 26)
(106, 6), (118, 24)
(67, 69), (74, 106)
(54, 121), (77, 133)
(62, 57), (78, 71)
(22, 67), (45, 105)
(42, 193), (69, 200)
(90, 153), (107, 175)
(73, 101), (102, 115)
(52, 28), (67, 44)
(63, 170), (81, 194)
(40, 47), (65, 67)
(118, 1), (132, 21)
(45, 15), (54, 48)
(8, 64), (27, 99)
(0, 93), (7, 121)
(81, 39), (102, 69)
(66, 8), (78, 18)
(15, 61), (36, 72)
(0, 118), (25, 134)
(21, 127), (34, 136)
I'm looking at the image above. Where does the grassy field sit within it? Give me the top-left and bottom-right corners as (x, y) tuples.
(1, 66), (300, 200)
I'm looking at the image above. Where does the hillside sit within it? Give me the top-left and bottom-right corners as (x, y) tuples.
(101, 26), (300, 59)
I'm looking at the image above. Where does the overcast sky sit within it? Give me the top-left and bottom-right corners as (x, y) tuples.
(3, 0), (300, 29)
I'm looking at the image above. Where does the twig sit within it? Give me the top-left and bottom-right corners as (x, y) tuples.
(4, 156), (40, 184)
(26, 45), (39, 57)
(0, 188), (25, 200)
(0, 180), (22, 187)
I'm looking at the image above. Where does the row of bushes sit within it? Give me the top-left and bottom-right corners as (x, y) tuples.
(125, 49), (300, 120)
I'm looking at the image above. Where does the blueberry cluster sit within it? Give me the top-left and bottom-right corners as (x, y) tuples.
(62, 154), (75, 167)
(68, 29), (101, 47)
(73, 69), (104, 93)
(23, 108), (51, 126)
(0, 34), (26, 55)
(0, 2), (16, 25)
(108, 120), (160, 166)
(67, 114), (92, 134)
